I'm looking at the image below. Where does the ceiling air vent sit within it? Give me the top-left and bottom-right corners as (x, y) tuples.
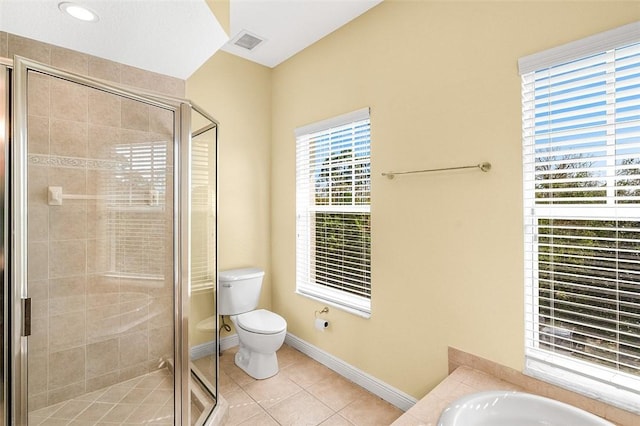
(232, 30), (265, 51)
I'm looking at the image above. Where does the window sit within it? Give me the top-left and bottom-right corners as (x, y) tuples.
(295, 108), (371, 316)
(520, 23), (640, 411)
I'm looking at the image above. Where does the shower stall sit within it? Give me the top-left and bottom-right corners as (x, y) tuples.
(0, 55), (219, 424)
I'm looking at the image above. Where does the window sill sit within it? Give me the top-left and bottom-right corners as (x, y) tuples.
(525, 351), (640, 415)
(295, 290), (371, 319)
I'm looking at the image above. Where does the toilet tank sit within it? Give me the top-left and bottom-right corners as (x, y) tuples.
(218, 267), (265, 316)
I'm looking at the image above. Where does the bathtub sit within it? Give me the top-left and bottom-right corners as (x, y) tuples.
(437, 390), (614, 426)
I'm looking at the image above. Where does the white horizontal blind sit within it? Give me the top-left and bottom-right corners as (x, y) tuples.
(191, 137), (216, 291)
(107, 140), (168, 280)
(296, 108), (371, 315)
(522, 34), (640, 410)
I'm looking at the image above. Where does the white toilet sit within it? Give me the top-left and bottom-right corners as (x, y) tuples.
(218, 267), (287, 379)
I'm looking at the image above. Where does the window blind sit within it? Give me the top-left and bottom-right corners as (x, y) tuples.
(521, 26), (640, 411)
(191, 137), (216, 291)
(107, 140), (168, 280)
(296, 108), (371, 316)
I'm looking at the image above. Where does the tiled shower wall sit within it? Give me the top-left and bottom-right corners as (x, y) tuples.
(1, 32), (185, 410)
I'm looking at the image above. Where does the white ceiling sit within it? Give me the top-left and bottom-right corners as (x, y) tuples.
(0, 0), (383, 79)
(222, 0), (382, 68)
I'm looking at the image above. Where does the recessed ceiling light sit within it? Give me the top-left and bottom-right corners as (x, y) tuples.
(58, 2), (99, 23)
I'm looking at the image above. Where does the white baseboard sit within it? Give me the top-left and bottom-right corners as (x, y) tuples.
(219, 334), (239, 351)
(284, 333), (417, 411)
(190, 340), (216, 360)
(203, 332), (417, 411)
(190, 335), (239, 360)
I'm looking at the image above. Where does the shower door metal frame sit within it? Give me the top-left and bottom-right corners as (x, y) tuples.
(1, 58), (11, 426)
(9, 55), (195, 425)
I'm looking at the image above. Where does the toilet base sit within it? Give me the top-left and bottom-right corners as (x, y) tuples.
(235, 346), (279, 380)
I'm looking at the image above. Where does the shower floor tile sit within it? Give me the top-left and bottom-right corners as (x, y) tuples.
(28, 369), (174, 425)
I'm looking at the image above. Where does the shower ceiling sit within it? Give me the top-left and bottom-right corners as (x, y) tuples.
(0, 0), (383, 78)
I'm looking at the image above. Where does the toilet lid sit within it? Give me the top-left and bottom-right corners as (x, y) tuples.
(236, 309), (287, 335)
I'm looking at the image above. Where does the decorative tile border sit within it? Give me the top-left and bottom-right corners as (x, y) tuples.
(28, 154), (124, 171)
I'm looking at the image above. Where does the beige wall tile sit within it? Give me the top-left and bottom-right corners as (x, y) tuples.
(28, 115), (50, 154)
(119, 331), (149, 368)
(87, 338), (119, 378)
(49, 204), (87, 241)
(48, 167), (86, 195)
(28, 205), (49, 242)
(49, 276), (86, 315)
(50, 118), (88, 158)
(28, 241), (49, 280)
(87, 303), (120, 344)
(47, 382), (86, 406)
(88, 90), (121, 127)
(120, 298), (150, 334)
(29, 316), (48, 352)
(28, 350), (48, 395)
(49, 311), (86, 352)
(0, 31), (7, 58)
(8, 34), (51, 64)
(29, 279), (49, 319)
(49, 239), (87, 278)
(86, 238), (109, 274)
(120, 64), (184, 98)
(27, 73), (51, 118)
(148, 326), (172, 361)
(86, 371), (120, 393)
(88, 57), (121, 83)
(121, 98), (149, 131)
(51, 78), (88, 122)
(49, 347), (86, 389)
(28, 165), (48, 203)
(87, 125), (121, 160)
(51, 46), (88, 75)
(149, 107), (174, 136)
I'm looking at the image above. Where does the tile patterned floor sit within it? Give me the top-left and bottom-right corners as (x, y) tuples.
(28, 369), (175, 425)
(27, 344), (403, 425)
(220, 344), (404, 426)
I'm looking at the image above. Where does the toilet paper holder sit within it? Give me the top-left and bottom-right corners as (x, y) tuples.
(315, 307), (329, 317)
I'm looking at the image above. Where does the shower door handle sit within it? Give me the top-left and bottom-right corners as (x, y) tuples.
(22, 297), (31, 337)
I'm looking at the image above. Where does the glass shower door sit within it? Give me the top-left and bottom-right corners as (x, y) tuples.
(12, 57), (184, 424)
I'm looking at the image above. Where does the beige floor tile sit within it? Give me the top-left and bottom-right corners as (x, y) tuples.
(100, 403), (138, 423)
(74, 401), (114, 422)
(96, 384), (132, 403)
(226, 388), (269, 426)
(281, 356), (338, 389)
(49, 400), (92, 419)
(389, 413), (431, 426)
(276, 345), (309, 369)
(308, 375), (371, 411)
(143, 388), (173, 405)
(219, 370), (241, 394)
(320, 413), (356, 425)
(339, 393), (403, 426)
(125, 403), (163, 423)
(38, 419), (69, 426)
(267, 390), (334, 426)
(28, 416), (47, 426)
(237, 410), (280, 425)
(242, 373), (303, 409)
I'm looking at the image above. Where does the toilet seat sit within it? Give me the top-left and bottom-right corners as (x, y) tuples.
(236, 309), (286, 335)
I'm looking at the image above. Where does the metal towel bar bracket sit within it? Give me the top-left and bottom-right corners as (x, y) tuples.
(382, 162), (491, 179)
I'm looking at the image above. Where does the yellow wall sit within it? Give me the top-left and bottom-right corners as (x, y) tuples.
(186, 51), (272, 344)
(270, 1), (640, 398)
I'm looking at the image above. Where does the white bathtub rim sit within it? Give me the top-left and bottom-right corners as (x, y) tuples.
(437, 390), (614, 426)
